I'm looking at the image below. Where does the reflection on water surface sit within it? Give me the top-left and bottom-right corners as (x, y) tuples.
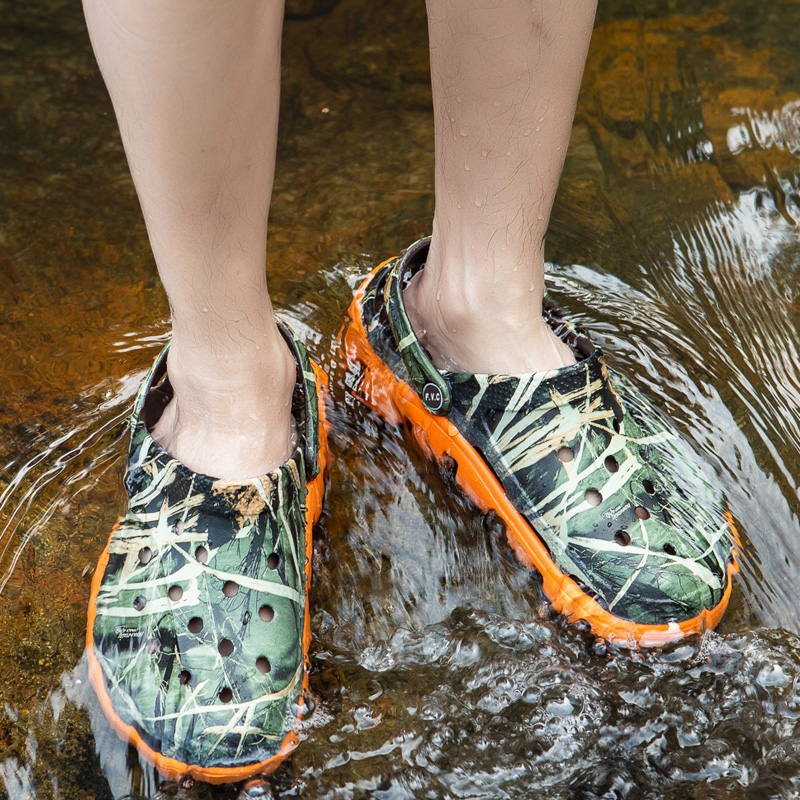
(1, 0), (800, 797)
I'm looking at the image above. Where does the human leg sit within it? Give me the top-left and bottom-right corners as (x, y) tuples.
(342, 0), (736, 644)
(405, 0), (597, 373)
(84, 0), (331, 780)
(83, 0), (293, 480)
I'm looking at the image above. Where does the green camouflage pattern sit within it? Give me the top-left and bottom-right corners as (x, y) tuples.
(354, 238), (735, 625)
(383, 256), (451, 414)
(91, 322), (322, 768)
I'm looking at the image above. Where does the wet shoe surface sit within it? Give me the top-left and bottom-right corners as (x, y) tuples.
(343, 238), (738, 642)
(87, 324), (328, 782)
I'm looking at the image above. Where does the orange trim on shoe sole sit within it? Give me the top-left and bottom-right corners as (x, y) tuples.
(342, 262), (739, 648)
(85, 363), (330, 785)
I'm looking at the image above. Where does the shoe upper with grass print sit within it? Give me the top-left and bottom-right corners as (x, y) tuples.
(87, 321), (327, 784)
(343, 237), (738, 646)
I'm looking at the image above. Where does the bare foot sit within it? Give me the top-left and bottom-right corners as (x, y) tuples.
(403, 268), (576, 375)
(150, 334), (297, 480)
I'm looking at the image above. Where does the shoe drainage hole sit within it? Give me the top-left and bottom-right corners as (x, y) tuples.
(178, 670), (191, 686)
(256, 656), (272, 674)
(571, 618), (593, 635)
(557, 446), (574, 463)
(138, 547), (152, 565)
(482, 510), (506, 536)
(604, 455), (619, 473)
(643, 479), (656, 494)
(133, 595), (147, 611)
(585, 489), (603, 506)
(218, 639), (234, 657)
(569, 574), (590, 592)
(635, 506), (650, 520)
(267, 553), (280, 570)
(168, 585), (183, 602)
(222, 580), (239, 597)
(195, 546), (208, 564)
(188, 617), (203, 634)
(219, 687), (233, 703)
(440, 454), (457, 476)
(174, 519), (185, 535)
(663, 543), (677, 556)
(259, 604), (275, 622)
(242, 778), (271, 798)
(615, 530), (631, 547)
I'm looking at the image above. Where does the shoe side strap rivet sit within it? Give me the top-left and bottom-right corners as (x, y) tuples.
(422, 382), (445, 413)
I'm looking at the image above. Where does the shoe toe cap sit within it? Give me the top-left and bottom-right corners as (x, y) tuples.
(92, 575), (306, 772)
(566, 505), (734, 626)
(93, 633), (303, 771)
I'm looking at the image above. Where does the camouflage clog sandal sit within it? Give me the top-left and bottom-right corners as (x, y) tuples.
(342, 237), (739, 647)
(87, 322), (328, 784)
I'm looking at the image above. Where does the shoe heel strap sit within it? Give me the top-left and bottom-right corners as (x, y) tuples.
(382, 239), (451, 415)
(277, 319), (321, 478)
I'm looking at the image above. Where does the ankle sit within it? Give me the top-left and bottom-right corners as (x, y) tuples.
(403, 262), (576, 374)
(164, 333), (296, 424)
(150, 332), (298, 479)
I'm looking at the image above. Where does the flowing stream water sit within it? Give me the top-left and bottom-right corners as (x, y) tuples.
(2, 1), (800, 797)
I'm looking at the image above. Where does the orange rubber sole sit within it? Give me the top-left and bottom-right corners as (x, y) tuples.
(341, 260), (740, 648)
(86, 363), (330, 785)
